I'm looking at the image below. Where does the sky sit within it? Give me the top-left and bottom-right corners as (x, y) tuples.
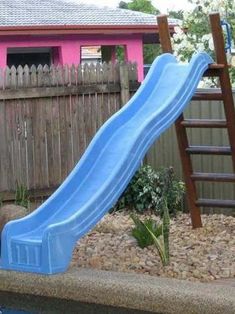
(76, 0), (194, 13)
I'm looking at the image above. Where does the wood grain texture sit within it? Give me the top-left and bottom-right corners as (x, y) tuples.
(0, 62), (135, 199)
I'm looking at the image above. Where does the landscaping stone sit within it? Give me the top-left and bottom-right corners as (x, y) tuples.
(0, 204), (28, 233)
(71, 212), (235, 282)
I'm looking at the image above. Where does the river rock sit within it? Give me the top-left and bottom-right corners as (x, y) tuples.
(72, 212), (235, 283)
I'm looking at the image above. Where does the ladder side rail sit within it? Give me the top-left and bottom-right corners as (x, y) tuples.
(157, 15), (202, 228)
(209, 13), (235, 171)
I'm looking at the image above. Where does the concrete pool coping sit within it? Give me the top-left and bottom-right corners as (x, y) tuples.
(0, 267), (234, 314)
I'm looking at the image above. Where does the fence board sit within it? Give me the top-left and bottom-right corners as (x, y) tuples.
(51, 96), (62, 185)
(0, 83), (135, 100)
(0, 101), (7, 191)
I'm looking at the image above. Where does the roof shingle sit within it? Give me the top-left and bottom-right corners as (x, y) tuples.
(0, 0), (179, 27)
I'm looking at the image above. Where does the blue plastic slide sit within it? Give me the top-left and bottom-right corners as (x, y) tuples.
(0, 53), (213, 274)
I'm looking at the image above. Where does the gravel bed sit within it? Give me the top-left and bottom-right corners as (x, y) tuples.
(71, 212), (235, 282)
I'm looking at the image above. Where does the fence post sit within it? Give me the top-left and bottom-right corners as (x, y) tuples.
(120, 62), (130, 106)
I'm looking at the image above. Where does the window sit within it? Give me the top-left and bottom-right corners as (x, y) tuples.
(81, 46), (102, 64)
(7, 47), (52, 67)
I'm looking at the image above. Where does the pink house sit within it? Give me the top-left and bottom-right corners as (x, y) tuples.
(0, 0), (178, 81)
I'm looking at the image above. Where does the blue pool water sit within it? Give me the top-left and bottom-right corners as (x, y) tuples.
(0, 292), (153, 314)
(0, 310), (32, 314)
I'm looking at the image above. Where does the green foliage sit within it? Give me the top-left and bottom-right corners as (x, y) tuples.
(131, 205), (170, 266)
(126, 0), (159, 14)
(119, 0), (159, 14)
(143, 44), (162, 64)
(161, 201), (170, 263)
(168, 10), (184, 20)
(185, 0), (235, 43)
(173, 0), (235, 86)
(184, 5), (210, 37)
(119, 1), (129, 9)
(158, 167), (185, 216)
(116, 45), (125, 62)
(130, 213), (162, 248)
(15, 183), (30, 208)
(115, 165), (185, 215)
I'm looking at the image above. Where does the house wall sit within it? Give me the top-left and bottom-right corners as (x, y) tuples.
(0, 34), (144, 81)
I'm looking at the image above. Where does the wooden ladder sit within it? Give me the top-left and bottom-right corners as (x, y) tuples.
(157, 13), (235, 228)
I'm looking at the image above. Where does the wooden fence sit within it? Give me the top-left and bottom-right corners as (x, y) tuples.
(0, 62), (139, 200)
(0, 63), (234, 211)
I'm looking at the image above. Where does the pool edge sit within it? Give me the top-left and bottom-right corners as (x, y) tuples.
(0, 267), (234, 313)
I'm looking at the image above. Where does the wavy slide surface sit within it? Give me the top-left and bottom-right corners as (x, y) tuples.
(1, 53), (213, 274)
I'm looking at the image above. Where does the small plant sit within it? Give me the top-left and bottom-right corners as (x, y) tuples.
(115, 165), (185, 215)
(147, 203), (170, 266)
(131, 206), (170, 266)
(131, 168), (174, 266)
(130, 214), (162, 248)
(15, 182), (30, 208)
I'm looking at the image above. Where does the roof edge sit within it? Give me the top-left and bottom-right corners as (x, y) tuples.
(0, 24), (176, 36)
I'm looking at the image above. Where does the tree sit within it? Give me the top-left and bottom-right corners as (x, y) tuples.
(168, 10), (184, 20)
(172, 0), (235, 86)
(119, 1), (128, 9)
(127, 0), (159, 14)
(118, 0), (160, 64)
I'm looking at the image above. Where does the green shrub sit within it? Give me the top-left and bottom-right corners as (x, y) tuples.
(114, 165), (185, 215)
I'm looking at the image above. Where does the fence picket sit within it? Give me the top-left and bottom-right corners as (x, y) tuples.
(30, 65), (37, 87)
(17, 65), (24, 88)
(10, 66), (17, 89)
(23, 65), (30, 87)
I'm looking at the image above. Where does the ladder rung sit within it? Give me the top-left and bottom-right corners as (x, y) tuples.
(196, 199), (235, 208)
(203, 63), (226, 77)
(208, 64), (225, 69)
(191, 172), (235, 182)
(186, 146), (231, 155)
(181, 119), (227, 128)
(193, 91), (223, 101)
